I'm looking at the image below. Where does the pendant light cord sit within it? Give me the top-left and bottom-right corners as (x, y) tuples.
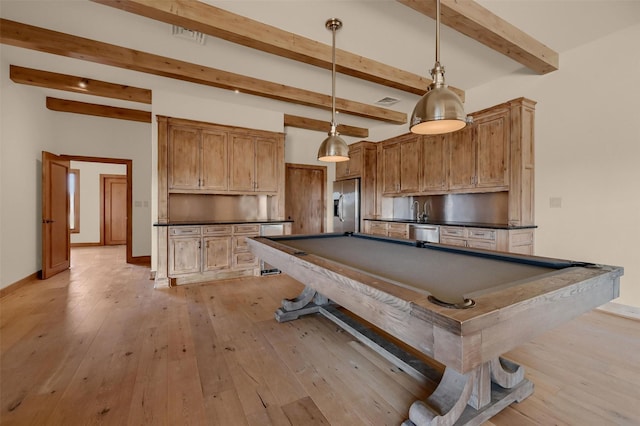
(331, 24), (337, 127)
(435, 0), (441, 65)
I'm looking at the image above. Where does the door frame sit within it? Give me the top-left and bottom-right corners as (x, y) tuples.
(60, 154), (138, 264)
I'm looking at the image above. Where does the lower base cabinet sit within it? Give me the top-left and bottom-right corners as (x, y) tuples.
(162, 222), (289, 286)
(364, 221), (409, 239)
(440, 226), (534, 254)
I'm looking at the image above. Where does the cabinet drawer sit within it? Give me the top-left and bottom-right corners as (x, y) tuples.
(169, 226), (201, 236)
(232, 235), (254, 253)
(388, 223), (408, 233)
(203, 225), (233, 235)
(468, 228), (496, 241)
(233, 224), (260, 234)
(234, 252), (258, 268)
(367, 222), (388, 235)
(467, 240), (497, 250)
(440, 237), (466, 247)
(441, 227), (465, 238)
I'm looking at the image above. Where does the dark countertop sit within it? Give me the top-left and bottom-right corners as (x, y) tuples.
(154, 219), (293, 226)
(365, 218), (537, 230)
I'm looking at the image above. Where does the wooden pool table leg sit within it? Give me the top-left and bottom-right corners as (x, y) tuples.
(274, 285), (329, 322)
(403, 357), (533, 426)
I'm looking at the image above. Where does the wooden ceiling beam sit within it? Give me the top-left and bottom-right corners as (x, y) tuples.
(397, 0), (559, 74)
(91, 0), (463, 100)
(0, 19), (406, 124)
(10, 65), (152, 104)
(284, 115), (369, 139)
(46, 97), (152, 123)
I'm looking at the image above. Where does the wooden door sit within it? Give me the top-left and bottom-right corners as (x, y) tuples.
(421, 135), (448, 192)
(229, 133), (255, 191)
(475, 108), (510, 189)
(255, 137), (278, 192)
(41, 151), (70, 279)
(103, 175), (127, 245)
(285, 163), (326, 234)
(168, 126), (200, 190)
(201, 130), (228, 191)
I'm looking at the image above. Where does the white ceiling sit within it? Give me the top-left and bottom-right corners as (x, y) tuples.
(2, 0), (640, 133)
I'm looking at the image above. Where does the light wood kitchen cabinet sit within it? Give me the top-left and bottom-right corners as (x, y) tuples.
(440, 225), (534, 254)
(229, 134), (279, 193)
(164, 117), (283, 196)
(202, 236), (232, 271)
(335, 144), (362, 180)
(420, 135), (448, 193)
(168, 127), (228, 192)
(168, 226), (204, 275)
(381, 134), (421, 195)
(363, 220), (409, 239)
(448, 126), (477, 191)
(475, 106), (510, 189)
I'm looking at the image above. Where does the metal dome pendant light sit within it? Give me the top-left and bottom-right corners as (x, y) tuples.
(410, 0), (466, 135)
(317, 18), (350, 162)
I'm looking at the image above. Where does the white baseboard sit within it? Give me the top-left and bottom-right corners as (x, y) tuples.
(597, 302), (640, 321)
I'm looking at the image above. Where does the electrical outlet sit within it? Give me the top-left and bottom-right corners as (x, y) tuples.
(549, 197), (562, 208)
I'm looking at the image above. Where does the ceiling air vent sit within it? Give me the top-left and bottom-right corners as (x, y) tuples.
(172, 25), (207, 45)
(375, 96), (400, 106)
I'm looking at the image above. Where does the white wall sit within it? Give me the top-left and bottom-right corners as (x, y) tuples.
(465, 24), (640, 307)
(49, 112), (151, 257)
(70, 161), (126, 244)
(0, 55), (54, 287)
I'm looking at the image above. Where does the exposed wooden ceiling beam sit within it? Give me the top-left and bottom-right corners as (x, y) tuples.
(91, 0), (465, 100)
(397, 0), (559, 74)
(284, 115), (368, 139)
(46, 97), (152, 123)
(0, 19), (406, 124)
(10, 65), (152, 104)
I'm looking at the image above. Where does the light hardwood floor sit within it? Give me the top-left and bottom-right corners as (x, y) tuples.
(1, 246), (639, 425)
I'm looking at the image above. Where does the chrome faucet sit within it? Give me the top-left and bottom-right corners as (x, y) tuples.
(422, 200), (430, 222)
(412, 200), (421, 221)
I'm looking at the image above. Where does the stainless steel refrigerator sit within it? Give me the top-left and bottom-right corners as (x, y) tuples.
(332, 178), (360, 233)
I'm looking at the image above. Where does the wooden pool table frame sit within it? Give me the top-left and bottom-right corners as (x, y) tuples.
(247, 233), (623, 426)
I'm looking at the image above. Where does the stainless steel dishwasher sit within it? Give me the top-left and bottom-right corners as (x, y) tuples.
(409, 224), (440, 243)
(259, 223), (285, 275)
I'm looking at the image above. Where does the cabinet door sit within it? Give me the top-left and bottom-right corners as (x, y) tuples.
(202, 236), (231, 271)
(381, 142), (400, 195)
(399, 136), (421, 193)
(421, 135), (448, 192)
(448, 127), (476, 190)
(168, 126), (200, 190)
(168, 236), (201, 275)
(201, 130), (228, 191)
(255, 137), (278, 193)
(336, 144), (362, 180)
(475, 108), (509, 189)
(229, 134), (255, 191)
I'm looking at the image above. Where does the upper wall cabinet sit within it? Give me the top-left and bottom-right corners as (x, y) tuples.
(335, 144), (362, 180)
(168, 126), (228, 191)
(163, 117), (284, 196)
(229, 133), (279, 193)
(380, 133), (421, 195)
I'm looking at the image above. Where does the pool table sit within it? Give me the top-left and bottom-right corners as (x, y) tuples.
(247, 232), (623, 426)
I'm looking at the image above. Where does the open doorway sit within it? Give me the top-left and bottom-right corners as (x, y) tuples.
(60, 154), (136, 264)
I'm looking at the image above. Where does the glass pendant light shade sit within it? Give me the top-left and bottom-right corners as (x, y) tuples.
(410, 0), (466, 135)
(317, 18), (349, 162)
